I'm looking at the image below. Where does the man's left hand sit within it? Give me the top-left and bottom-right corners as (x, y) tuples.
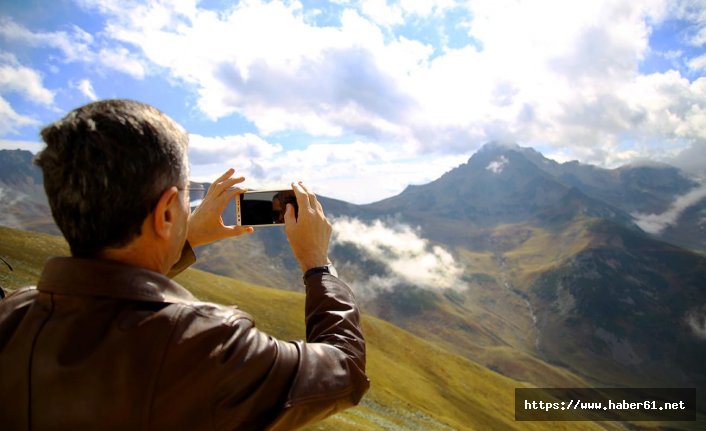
(187, 168), (254, 248)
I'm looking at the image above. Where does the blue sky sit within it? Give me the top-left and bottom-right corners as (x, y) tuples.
(1, 0), (705, 203)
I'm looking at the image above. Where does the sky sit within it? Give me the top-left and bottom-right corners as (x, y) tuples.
(1, 0), (705, 204)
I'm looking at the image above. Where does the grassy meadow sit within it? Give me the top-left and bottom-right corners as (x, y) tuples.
(0, 225), (637, 430)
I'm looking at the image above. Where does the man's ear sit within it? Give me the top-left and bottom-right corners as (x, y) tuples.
(152, 186), (179, 240)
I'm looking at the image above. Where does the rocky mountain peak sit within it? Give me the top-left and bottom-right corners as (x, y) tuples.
(0, 149), (42, 187)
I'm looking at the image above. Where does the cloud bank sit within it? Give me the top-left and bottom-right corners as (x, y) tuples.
(633, 183), (706, 234)
(331, 216), (466, 295)
(2, 0), (706, 203)
(188, 134), (469, 204)
(685, 306), (706, 340)
(68, 0), (706, 166)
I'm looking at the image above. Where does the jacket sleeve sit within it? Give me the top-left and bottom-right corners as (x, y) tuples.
(152, 273), (369, 431)
(266, 273), (370, 430)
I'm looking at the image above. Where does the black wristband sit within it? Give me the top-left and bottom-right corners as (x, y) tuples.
(303, 266), (331, 281)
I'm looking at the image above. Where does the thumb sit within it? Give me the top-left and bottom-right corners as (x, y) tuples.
(226, 225), (254, 237)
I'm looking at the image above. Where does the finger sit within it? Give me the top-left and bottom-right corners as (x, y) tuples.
(216, 186), (245, 213)
(212, 176), (245, 197)
(210, 168), (235, 191)
(223, 175), (246, 187)
(208, 168), (244, 195)
(291, 182), (312, 213)
(299, 182), (323, 212)
(314, 197), (325, 216)
(214, 168), (235, 183)
(284, 203), (296, 226)
(217, 177), (245, 195)
(298, 181), (317, 210)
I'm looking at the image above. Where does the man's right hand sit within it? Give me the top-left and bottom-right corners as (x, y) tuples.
(284, 182), (332, 273)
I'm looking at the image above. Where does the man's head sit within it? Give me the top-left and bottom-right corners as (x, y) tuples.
(35, 99), (189, 260)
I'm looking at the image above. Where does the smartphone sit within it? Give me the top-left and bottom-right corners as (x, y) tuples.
(236, 189), (298, 227)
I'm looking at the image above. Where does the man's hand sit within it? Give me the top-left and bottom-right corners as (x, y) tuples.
(284, 182), (332, 273)
(187, 168), (254, 248)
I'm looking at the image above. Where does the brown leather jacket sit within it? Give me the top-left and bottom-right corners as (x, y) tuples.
(0, 246), (369, 430)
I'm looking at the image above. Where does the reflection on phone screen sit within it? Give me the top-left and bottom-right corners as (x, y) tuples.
(239, 190), (297, 226)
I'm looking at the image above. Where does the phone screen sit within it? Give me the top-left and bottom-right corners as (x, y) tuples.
(237, 190), (298, 226)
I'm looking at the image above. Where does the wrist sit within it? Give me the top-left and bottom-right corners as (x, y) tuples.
(299, 256), (330, 273)
(303, 263), (338, 280)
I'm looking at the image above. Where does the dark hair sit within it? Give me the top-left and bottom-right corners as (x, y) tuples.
(35, 99), (188, 257)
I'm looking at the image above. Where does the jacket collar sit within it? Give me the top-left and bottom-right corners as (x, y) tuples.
(37, 257), (197, 303)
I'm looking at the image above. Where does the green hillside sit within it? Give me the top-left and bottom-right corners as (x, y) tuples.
(0, 226), (628, 430)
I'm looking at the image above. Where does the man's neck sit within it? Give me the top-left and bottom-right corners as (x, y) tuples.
(98, 238), (167, 274)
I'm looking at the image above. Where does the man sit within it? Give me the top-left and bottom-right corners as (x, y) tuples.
(0, 100), (369, 430)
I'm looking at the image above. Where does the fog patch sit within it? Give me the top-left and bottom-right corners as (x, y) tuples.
(685, 306), (706, 341)
(0, 187), (25, 227)
(331, 216), (465, 295)
(486, 156), (508, 174)
(632, 183), (706, 235)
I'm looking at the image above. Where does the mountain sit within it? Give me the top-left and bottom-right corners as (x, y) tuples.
(0, 149), (43, 186)
(499, 143), (706, 253)
(355, 142), (638, 247)
(4, 145), (703, 251)
(3, 145), (706, 421)
(0, 150), (57, 235)
(1, 226), (625, 431)
(530, 220), (706, 387)
(657, 198), (706, 254)
(319, 143), (706, 415)
(352, 142), (704, 245)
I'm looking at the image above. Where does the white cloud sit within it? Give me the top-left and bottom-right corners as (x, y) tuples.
(331, 216), (466, 294)
(97, 47), (147, 79)
(669, 140), (706, 176)
(361, 0), (403, 27)
(188, 134), (469, 204)
(688, 54), (706, 73)
(669, 0), (706, 47)
(188, 133), (283, 166)
(398, 0), (455, 17)
(685, 306), (706, 340)
(0, 53), (54, 105)
(0, 17), (93, 63)
(83, 0), (704, 164)
(0, 96), (40, 135)
(486, 155), (508, 174)
(633, 183), (706, 234)
(252, 141), (468, 203)
(361, 0), (451, 26)
(0, 0), (680, 183)
(63, 1), (427, 140)
(76, 79), (97, 101)
(0, 17), (146, 79)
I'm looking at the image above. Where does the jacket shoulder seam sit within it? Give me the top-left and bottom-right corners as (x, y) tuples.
(181, 302), (254, 324)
